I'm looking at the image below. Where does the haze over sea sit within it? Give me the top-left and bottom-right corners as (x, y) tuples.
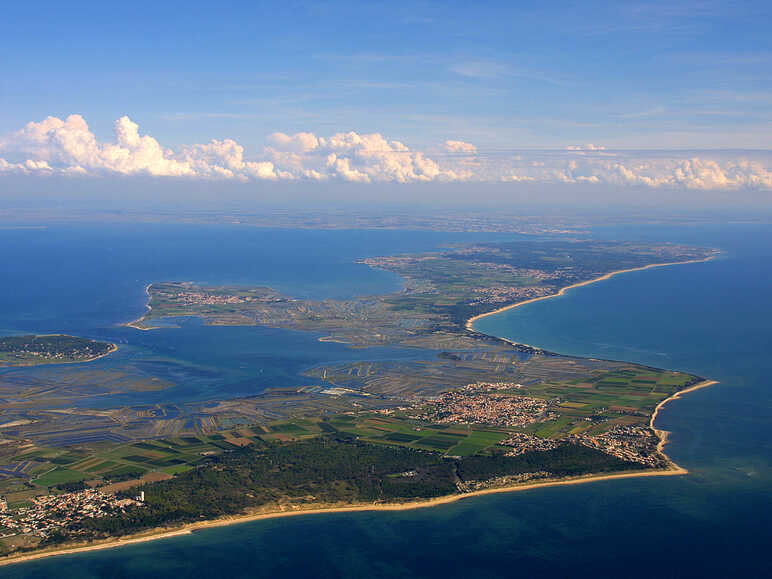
(1, 222), (770, 578)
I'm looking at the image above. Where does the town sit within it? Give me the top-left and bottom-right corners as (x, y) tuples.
(469, 285), (552, 306)
(0, 490), (143, 539)
(410, 381), (561, 428)
(569, 426), (666, 467)
(499, 433), (561, 456)
(152, 284), (285, 307)
(407, 381), (667, 467)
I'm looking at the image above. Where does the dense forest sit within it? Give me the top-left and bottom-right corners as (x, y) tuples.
(76, 436), (639, 538)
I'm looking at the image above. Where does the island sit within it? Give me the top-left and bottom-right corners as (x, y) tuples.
(0, 238), (718, 565)
(0, 335), (117, 367)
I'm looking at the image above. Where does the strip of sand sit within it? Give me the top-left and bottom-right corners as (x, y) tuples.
(465, 255), (717, 331)
(82, 342), (119, 364)
(124, 284), (159, 330)
(650, 379), (718, 457)
(0, 463), (691, 568)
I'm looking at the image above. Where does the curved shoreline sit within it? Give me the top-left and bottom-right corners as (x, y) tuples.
(124, 284), (159, 330)
(0, 463), (694, 568)
(650, 379), (718, 459)
(0, 390), (719, 567)
(465, 255), (717, 331)
(0, 340), (118, 368)
(81, 342), (119, 364)
(0, 255), (719, 567)
(466, 255), (719, 472)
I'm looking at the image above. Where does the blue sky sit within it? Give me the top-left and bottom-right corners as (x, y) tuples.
(0, 1), (771, 190)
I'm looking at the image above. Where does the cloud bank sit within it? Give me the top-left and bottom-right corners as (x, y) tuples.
(1, 114), (771, 190)
(501, 156), (772, 190)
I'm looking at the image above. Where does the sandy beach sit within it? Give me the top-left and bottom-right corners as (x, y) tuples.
(0, 255), (720, 567)
(465, 255), (717, 331)
(124, 283), (159, 330)
(0, 462), (692, 568)
(47, 341), (118, 366)
(83, 342), (119, 363)
(650, 379), (718, 457)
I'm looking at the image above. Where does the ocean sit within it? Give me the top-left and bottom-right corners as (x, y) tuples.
(1, 222), (770, 578)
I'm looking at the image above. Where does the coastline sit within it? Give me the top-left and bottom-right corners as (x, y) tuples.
(650, 379), (718, 458)
(318, 336), (350, 344)
(465, 255), (717, 331)
(0, 384), (719, 568)
(81, 342), (119, 364)
(0, 340), (118, 368)
(0, 254), (720, 567)
(124, 284), (159, 330)
(0, 464), (691, 568)
(464, 255), (719, 473)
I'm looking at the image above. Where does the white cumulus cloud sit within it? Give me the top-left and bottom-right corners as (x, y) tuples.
(443, 140), (478, 154)
(0, 115), (466, 183)
(266, 130), (459, 183)
(500, 154), (772, 190)
(0, 114), (194, 177)
(1, 114), (771, 190)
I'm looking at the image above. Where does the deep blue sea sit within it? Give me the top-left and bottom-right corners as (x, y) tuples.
(1, 222), (771, 578)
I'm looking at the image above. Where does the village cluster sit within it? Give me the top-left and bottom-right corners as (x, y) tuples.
(469, 285), (552, 306)
(409, 381), (664, 467)
(159, 289), (253, 306)
(0, 490), (143, 539)
(412, 382), (560, 428)
(499, 427), (663, 466)
(569, 426), (665, 467)
(499, 432), (561, 456)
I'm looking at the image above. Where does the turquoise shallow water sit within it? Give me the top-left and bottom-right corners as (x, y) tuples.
(1, 223), (771, 577)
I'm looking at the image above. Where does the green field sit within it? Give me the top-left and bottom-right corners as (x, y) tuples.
(4, 364), (699, 493)
(34, 468), (90, 487)
(19, 434), (243, 489)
